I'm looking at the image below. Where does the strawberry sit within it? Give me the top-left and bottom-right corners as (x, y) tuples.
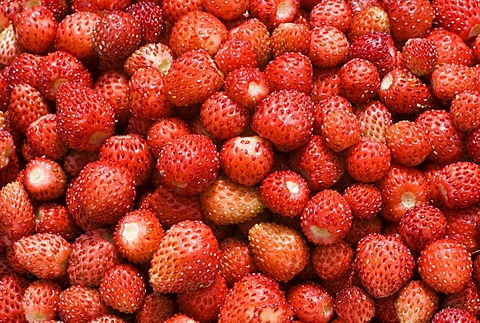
(135, 293), (176, 323)
(89, 315), (128, 323)
(223, 67), (270, 110)
(270, 22), (310, 58)
(312, 241), (353, 281)
(24, 114), (68, 161)
(374, 295), (399, 323)
(252, 89), (314, 152)
(54, 11), (101, 61)
(99, 263), (146, 313)
(22, 279), (63, 322)
(0, 68), (11, 112)
(219, 237), (258, 287)
(58, 285), (110, 323)
(309, 25), (349, 68)
(6, 52), (41, 89)
(68, 228), (121, 288)
(13, 233), (71, 279)
(401, 38), (438, 77)
(334, 286), (376, 323)
(21, 157), (67, 202)
(288, 134), (345, 191)
(248, 0), (300, 30)
(343, 183), (383, 219)
(450, 90), (480, 132)
(0, 24), (22, 67)
(347, 5), (391, 42)
(467, 129), (480, 163)
(339, 58), (380, 104)
(165, 314), (199, 323)
(379, 68), (436, 115)
(445, 206), (480, 253)
(433, 0), (480, 41)
(62, 150), (98, 178)
(313, 95), (353, 134)
(264, 51), (313, 94)
(394, 280), (439, 323)
(0, 181), (34, 246)
(0, 1), (20, 32)
(432, 308), (479, 323)
(0, 150), (20, 188)
(161, 0), (203, 23)
(0, 129), (14, 169)
(0, 273), (29, 322)
(380, 0), (434, 42)
(37, 50), (93, 101)
(309, 0), (352, 32)
(125, 1), (164, 45)
(200, 176), (265, 225)
(286, 282), (335, 323)
(321, 108), (361, 152)
(156, 134), (219, 196)
(425, 28), (473, 66)
(113, 209), (164, 264)
(93, 11), (141, 68)
(214, 38), (258, 75)
(345, 138), (391, 183)
(398, 205), (447, 252)
(415, 109), (464, 164)
(149, 220), (221, 293)
(418, 238), (473, 294)
(430, 63), (479, 103)
(177, 273), (228, 323)
(344, 215), (383, 245)
(218, 273), (294, 322)
(71, 0), (132, 13)
(147, 118), (190, 158)
(199, 91), (249, 141)
(355, 233), (415, 298)
(139, 185), (204, 228)
(93, 70), (130, 126)
(204, 0), (249, 21)
(300, 189), (352, 245)
(12, 6), (58, 54)
(34, 202), (81, 241)
(56, 81), (115, 152)
(164, 49), (224, 108)
(124, 43), (173, 76)
(443, 280), (480, 317)
(169, 10), (228, 57)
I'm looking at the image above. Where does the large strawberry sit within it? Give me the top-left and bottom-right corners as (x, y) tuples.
(433, 0), (480, 41)
(22, 279), (63, 322)
(394, 280), (439, 323)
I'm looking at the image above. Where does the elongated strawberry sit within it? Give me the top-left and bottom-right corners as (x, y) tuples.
(425, 27), (473, 66)
(0, 24), (21, 67)
(347, 5), (391, 42)
(395, 280), (439, 323)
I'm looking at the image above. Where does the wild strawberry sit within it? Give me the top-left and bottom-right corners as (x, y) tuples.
(380, 0), (434, 42)
(264, 51), (313, 94)
(416, 110), (464, 165)
(0, 24), (21, 67)
(343, 183), (383, 219)
(21, 115), (61, 162)
(425, 27), (473, 66)
(218, 273), (294, 322)
(355, 233), (415, 298)
(313, 95), (353, 134)
(321, 109), (361, 153)
(467, 129), (480, 163)
(219, 237), (258, 287)
(0, 150), (20, 188)
(0, 129), (14, 170)
(94, 70), (130, 126)
(62, 150), (98, 178)
(90, 314), (128, 323)
(0, 273), (29, 322)
(124, 43), (173, 77)
(135, 293), (176, 323)
(443, 280), (480, 317)
(309, 0), (352, 32)
(149, 220), (221, 293)
(21, 157), (67, 202)
(430, 63), (479, 103)
(286, 282), (335, 323)
(432, 307), (479, 322)
(113, 209), (164, 264)
(395, 280), (439, 323)
(177, 273), (228, 323)
(450, 90), (480, 132)
(432, 0), (480, 41)
(68, 228), (121, 288)
(312, 241), (353, 281)
(164, 49), (224, 108)
(161, 0), (203, 23)
(344, 215), (383, 245)
(301, 189), (352, 245)
(204, 0), (249, 20)
(13, 233), (71, 279)
(223, 67), (270, 110)
(165, 314), (199, 323)
(0, 181), (34, 246)
(58, 285), (110, 323)
(310, 68), (345, 102)
(444, 206), (480, 253)
(214, 39), (258, 75)
(99, 263), (146, 313)
(249, 0), (300, 30)
(200, 176), (265, 225)
(6, 52), (41, 89)
(71, 0), (132, 13)
(347, 5), (391, 42)
(339, 58), (380, 104)
(34, 202), (80, 241)
(125, 1), (163, 45)
(54, 11), (101, 61)
(374, 295), (399, 323)
(309, 25), (349, 68)
(345, 138), (391, 183)
(334, 286), (376, 323)
(252, 89), (314, 152)
(0, 69), (11, 112)
(270, 22), (310, 58)
(22, 279), (63, 322)
(147, 118), (190, 158)
(401, 38), (438, 77)
(418, 238), (473, 294)
(289, 135), (345, 191)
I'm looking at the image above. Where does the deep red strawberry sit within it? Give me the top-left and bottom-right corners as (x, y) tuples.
(125, 1), (163, 45)
(334, 286), (376, 322)
(214, 38), (258, 75)
(339, 58), (380, 104)
(430, 63), (479, 103)
(264, 51), (313, 94)
(22, 279), (63, 322)
(0, 273), (29, 322)
(223, 67), (270, 110)
(345, 138), (391, 183)
(62, 150), (98, 178)
(6, 52), (41, 89)
(432, 307), (479, 323)
(309, 25), (349, 68)
(286, 282), (335, 323)
(35, 202), (80, 241)
(395, 280), (439, 322)
(432, 0), (480, 41)
(21, 157), (67, 202)
(321, 108), (361, 152)
(401, 38), (438, 77)
(58, 285), (110, 323)
(343, 183), (383, 219)
(312, 241), (353, 281)
(450, 90), (480, 132)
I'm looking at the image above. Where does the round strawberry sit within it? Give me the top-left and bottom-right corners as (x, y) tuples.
(334, 286), (375, 322)
(339, 58), (380, 104)
(124, 42), (174, 76)
(270, 22), (310, 58)
(347, 5), (391, 42)
(343, 183), (383, 219)
(345, 138), (391, 183)
(58, 285), (109, 323)
(321, 108), (361, 152)
(355, 233), (415, 298)
(223, 67), (270, 110)
(312, 241), (353, 281)
(125, 1), (164, 45)
(401, 37), (438, 77)
(309, 0), (352, 32)
(425, 27), (473, 66)
(309, 25), (349, 68)
(394, 280), (439, 323)
(286, 282), (335, 323)
(214, 38), (258, 75)
(449, 90), (480, 132)
(147, 118), (191, 158)
(135, 293), (176, 323)
(156, 134), (220, 196)
(21, 157), (67, 202)
(24, 114), (66, 162)
(432, 307), (479, 323)
(264, 51), (313, 94)
(22, 279), (63, 322)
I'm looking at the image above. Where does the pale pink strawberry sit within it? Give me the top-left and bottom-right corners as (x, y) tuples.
(425, 27), (473, 66)
(450, 90), (480, 132)
(58, 285), (109, 323)
(334, 286), (375, 323)
(21, 157), (67, 202)
(223, 67), (270, 110)
(34, 202), (81, 241)
(309, 25), (349, 68)
(355, 100), (393, 144)
(22, 279), (63, 322)
(430, 63), (479, 103)
(287, 282), (335, 323)
(270, 22), (311, 58)
(347, 5), (391, 42)
(264, 51), (313, 94)
(0, 24), (22, 67)
(394, 280), (439, 323)
(135, 293), (176, 323)
(93, 70), (130, 126)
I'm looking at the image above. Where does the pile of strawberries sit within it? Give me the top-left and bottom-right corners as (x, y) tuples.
(0, 0), (480, 321)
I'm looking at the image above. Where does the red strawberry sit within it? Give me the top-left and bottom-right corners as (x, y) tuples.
(89, 314), (128, 323)
(0, 129), (14, 169)
(93, 70), (130, 126)
(425, 27), (473, 66)
(401, 38), (438, 77)
(467, 129), (480, 163)
(214, 38), (258, 75)
(147, 117), (190, 158)
(394, 280), (439, 322)
(67, 228), (121, 288)
(169, 10), (228, 57)
(161, 0), (203, 23)
(343, 183), (383, 219)
(34, 202), (81, 241)
(125, 1), (163, 45)
(21, 157), (67, 202)
(443, 280), (480, 317)
(355, 233), (415, 298)
(0, 273), (29, 322)
(223, 67), (270, 110)
(71, 0), (132, 13)
(13, 233), (71, 279)
(339, 58), (380, 104)
(264, 51), (313, 94)
(0, 150), (20, 188)
(124, 42), (173, 76)
(200, 176), (265, 225)
(432, 308), (479, 323)
(374, 294), (399, 323)
(418, 238), (473, 294)
(135, 293), (176, 323)
(0, 24), (21, 67)
(249, 0), (300, 30)
(61, 150), (98, 178)
(347, 5), (391, 42)
(6, 52), (41, 89)
(149, 220), (221, 293)
(24, 114), (68, 161)
(219, 237), (258, 287)
(252, 89), (314, 152)
(113, 209), (164, 264)
(156, 134), (219, 196)
(334, 286), (376, 323)
(450, 90), (480, 132)
(286, 282), (335, 323)
(300, 189), (352, 245)
(0, 68), (11, 112)
(218, 273), (294, 322)
(165, 314), (199, 323)
(309, 0), (352, 32)
(344, 215), (383, 245)
(177, 273), (228, 323)
(99, 263), (146, 313)
(312, 241), (353, 281)
(355, 100), (393, 144)
(445, 206), (480, 253)
(433, 0), (480, 41)
(309, 25), (349, 68)
(22, 279), (63, 322)
(345, 138), (391, 183)
(321, 108), (361, 152)
(313, 95), (353, 134)
(270, 22), (310, 58)
(54, 11), (101, 61)
(204, 0), (249, 21)
(58, 285), (109, 323)
(164, 49), (224, 107)
(430, 63), (479, 103)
